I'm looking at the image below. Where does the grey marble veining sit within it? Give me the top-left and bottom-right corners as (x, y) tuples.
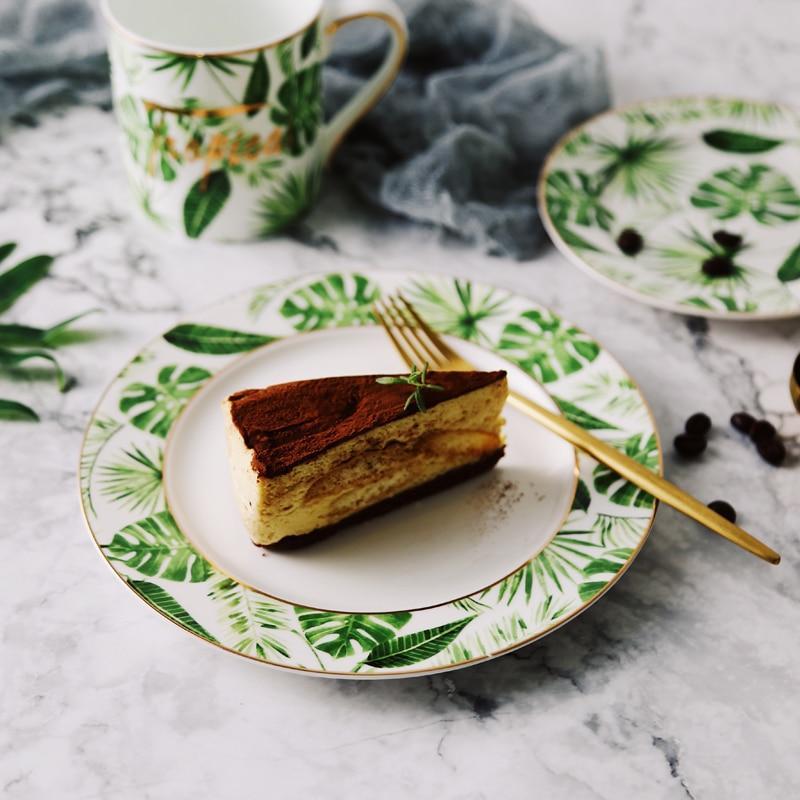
(2, 2), (800, 798)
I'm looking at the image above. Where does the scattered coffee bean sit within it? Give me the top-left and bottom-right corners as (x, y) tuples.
(685, 412), (711, 437)
(730, 411), (756, 434)
(616, 228), (644, 256)
(749, 419), (776, 444)
(757, 438), (786, 466)
(708, 500), (737, 523)
(674, 433), (707, 457)
(794, 352), (800, 384)
(701, 255), (735, 277)
(712, 230), (743, 252)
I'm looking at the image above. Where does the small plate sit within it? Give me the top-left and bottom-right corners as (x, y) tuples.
(80, 270), (661, 677)
(539, 96), (800, 319)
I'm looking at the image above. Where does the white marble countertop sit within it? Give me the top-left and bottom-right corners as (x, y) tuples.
(2, 1), (800, 797)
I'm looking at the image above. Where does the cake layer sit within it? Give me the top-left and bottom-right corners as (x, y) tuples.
(224, 374), (508, 545)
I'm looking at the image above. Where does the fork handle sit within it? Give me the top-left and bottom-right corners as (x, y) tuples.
(507, 392), (780, 565)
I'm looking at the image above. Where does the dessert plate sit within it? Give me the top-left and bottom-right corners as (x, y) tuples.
(80, 270), (661, 678)
(539, 96), (800, 319)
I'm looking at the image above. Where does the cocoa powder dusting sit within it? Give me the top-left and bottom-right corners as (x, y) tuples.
(228, 370), (505, 477)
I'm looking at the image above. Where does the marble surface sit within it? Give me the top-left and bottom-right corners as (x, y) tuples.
(2, 1), (800, 797)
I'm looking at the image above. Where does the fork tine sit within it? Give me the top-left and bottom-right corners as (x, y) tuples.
(372, 302), (416, 369)
(396, 292), (459, 361)
(384, 297), (444, 368)
(382, 299), (440, 367)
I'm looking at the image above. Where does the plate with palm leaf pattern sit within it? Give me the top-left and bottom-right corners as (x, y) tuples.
(540, 96), (800, 319)
(80, 270), (661, 677)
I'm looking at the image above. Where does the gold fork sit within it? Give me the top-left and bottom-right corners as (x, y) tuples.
(372, 294), (781, 566)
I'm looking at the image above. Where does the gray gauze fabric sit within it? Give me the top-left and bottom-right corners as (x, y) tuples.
(1, 0), (609, 258)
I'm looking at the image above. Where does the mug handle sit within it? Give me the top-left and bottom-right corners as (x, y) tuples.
(320, 0), (408, 163)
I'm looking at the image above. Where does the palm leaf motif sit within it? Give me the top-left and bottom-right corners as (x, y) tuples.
(257, 163), (322, 235)
(280, 273), (379, 331)
(145, 52), (250, 91)
(362, 617), (475, 669)
(690, 164), (800, 224)
(545, 169), (615, 231)
(445, 613), (529, 662)
(209, 577), (291, 660)
(248, 278), (293, 320)
(80, 416), (123, 517)
(163, 323), (276, 354)
(99, 445), (164, 514)
(553, 397), (618, 430)
(130, 579), (217, 642)
(707, 98), (785, 123)
(120, 364), (211, 438)
(497, 309), (600, 383)
(593, 433), (658, 508)
(573, 372), (644, 418)
(594, 513), (651, 548)
(406, 279), (509, 343)
(592, 133), (683, 200)
(270, 63), (322, 156)
(295, 608), (411, 658)
(529, 531), (602, 596)
(103, 511), (211, 582)
(577, 547), (633, 602)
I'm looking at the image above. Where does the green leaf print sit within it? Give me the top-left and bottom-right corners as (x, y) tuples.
(270, 64), (322, 156)
(257, 163), (322, 235)
(497, 309), (600, 383)
(545, 170), (615, 231)
(145, 52), (250, 91)
(130, 579), (218, 642)
(120, 364), (211, 438)
(572, 478), (591, 513)
(553, 397), (618, 430)
(99, 445), (164, 515)
(0, 254), (52, 313)
(243, 51), (270, 115)
(183, 170), (232, 238)
(777, 244), (800, 282)
(0, 242), (17, 264)
(593, 433), (658, 508)
(104, 511), (211, 582)
(551, 218), (604, 252)
(362, 617), (475, 669)
(280, 273), (379, 331)
(0, 398), (39, 421)
(577, 547), (632, 602)
(209, 577), (291, 660)
(300, 20), (319, 60)
(163, 324), (276, 354)
(690, 164), (800, 224)
(406, 279), (509, 343)
(702, 129), (784, 154)
(80, 416), (124, 517)
(296, 609), (412, 658)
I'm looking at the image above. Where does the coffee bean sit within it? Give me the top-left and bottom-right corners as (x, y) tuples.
(702, 255), (734, 277)
(674, 433), (707, 457)
(685, 412), (711, 437)
(757, 438), (786, 466)
(616, 228), (644, 256)
(708, 500), (736, 523)
(793, 352), (800, 385)
(712, 230), (743, 252)
(730, 411), (756, 434)
(749, 419), (776, 444)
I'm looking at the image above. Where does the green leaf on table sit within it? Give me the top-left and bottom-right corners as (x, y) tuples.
(702, 129), (784, 154)
(0, 255), (53, 313)
(0, 398), (39, 421)
(243, 51), (269, 116)
(0, 242), (16, 264)
(0, 347), (68, 391)
(296, 609), (411, 659)
(777, 243), (800, 282)
(163, 323), (276, 354)
(300, 20), (318, 59)
(183, 170), (231, 238)
(553, 396), (618, 430)
(0, 309), (98, 348)
(129, 579), (217, 641)
(104, 511), (211, 582)
(362, 617), (475, 669)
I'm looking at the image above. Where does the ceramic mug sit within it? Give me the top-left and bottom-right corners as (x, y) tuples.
(101, 0), (407, 240)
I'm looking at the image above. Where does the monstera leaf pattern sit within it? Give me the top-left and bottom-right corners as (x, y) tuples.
(690, 164), (800, 224)
(120, 364), (211, 437)
(545, 170), (615, 230)
(270, 64), (323, 156)
(81, 272), (660, 675)
(498, 309), (600, 383)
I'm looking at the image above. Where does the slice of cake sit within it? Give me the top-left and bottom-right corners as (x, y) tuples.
(223, 369), (508, 547)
